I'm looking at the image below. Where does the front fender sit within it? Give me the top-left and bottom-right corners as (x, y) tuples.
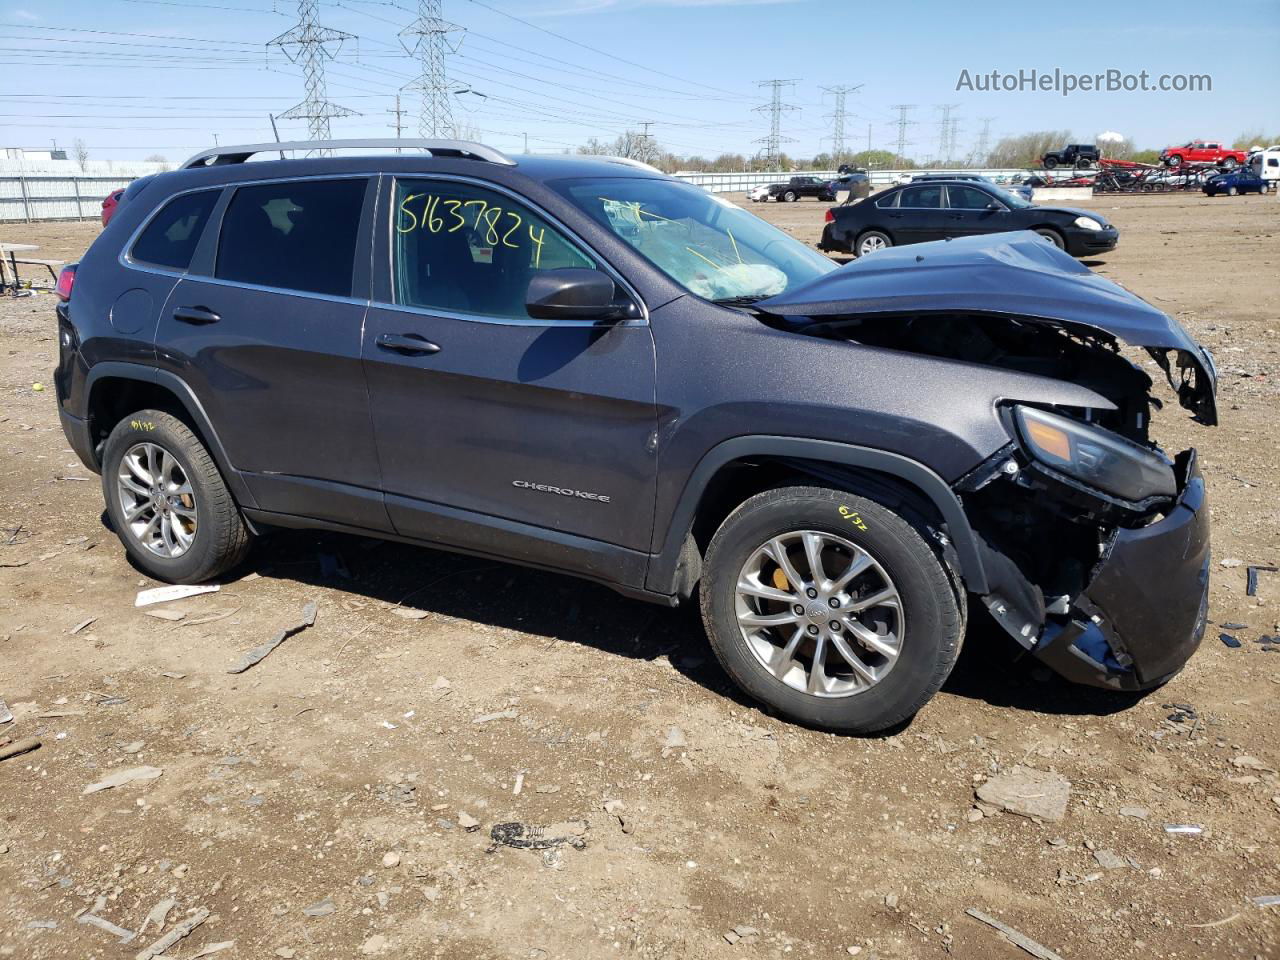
(645, 436), (989, 596)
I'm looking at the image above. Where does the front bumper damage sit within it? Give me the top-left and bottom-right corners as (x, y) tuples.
(968, 449), (1209, 691)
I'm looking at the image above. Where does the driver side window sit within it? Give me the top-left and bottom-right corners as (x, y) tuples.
(392, 179), (595, 320)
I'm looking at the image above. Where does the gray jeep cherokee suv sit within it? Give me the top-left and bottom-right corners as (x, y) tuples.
(54, 138), (1218, 733)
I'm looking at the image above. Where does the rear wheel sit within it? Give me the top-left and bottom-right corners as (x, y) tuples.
(1221, 157), (1238, 170)
(1166, 154), (1183, 168)
(1035, 227), (1065, 249)
(101, 409), (251, 583)
(1043, 156), (1058, 169)
(856, 230), (891, 256)
(1228, 186), (1238, 197)
(700, 486), (964, 733)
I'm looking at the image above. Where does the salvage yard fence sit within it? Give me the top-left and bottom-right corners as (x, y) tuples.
(1, 168), (1050, 222)
(0, 175), (131, 222)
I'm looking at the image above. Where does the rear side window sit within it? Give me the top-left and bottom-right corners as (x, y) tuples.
(215, 178), (366, 297)
(130, 189), (219, 270)
(898, 186), (943, 208)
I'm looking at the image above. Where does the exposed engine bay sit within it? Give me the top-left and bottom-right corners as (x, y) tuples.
(769, 307), (1214, 690)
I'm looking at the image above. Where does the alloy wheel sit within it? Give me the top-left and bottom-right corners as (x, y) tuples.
(734, 530), (904, 698)
(116, 442), (198, 558)
(859, 235), (886, 255)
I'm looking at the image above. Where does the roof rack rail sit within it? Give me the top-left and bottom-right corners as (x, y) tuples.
(182, 138), (515, 169)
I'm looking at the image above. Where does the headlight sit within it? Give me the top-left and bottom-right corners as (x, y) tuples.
(1073, 216), (1103, 231)
(1013, 406), (1176, 502)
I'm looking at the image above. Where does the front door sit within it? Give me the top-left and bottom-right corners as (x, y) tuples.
(361, 176), (658, 581)
(942, 184), (1005, 237)
(155, 175), (389, 530)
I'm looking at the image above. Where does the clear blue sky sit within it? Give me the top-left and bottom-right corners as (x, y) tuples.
(2, 0), (1277, 163)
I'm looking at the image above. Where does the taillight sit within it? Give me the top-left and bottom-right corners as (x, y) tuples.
(823, 208), (835, 223)
(55, 264), (76, 302)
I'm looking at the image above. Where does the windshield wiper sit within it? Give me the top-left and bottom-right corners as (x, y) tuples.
(711, 294), (771, 307)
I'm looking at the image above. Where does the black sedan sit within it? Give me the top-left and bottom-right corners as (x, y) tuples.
(820, 180), (1119, 259)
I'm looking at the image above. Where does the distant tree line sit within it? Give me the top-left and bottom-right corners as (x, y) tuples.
(577, 128), (1279, 173)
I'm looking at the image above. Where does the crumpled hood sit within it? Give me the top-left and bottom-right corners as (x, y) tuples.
(758, 230), (1217, 423)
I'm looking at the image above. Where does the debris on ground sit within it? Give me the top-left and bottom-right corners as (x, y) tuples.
(139, 897), (176, 934)
(68, 616), (97, 635)
(457, 810), (480, 832)
(0, 737), (41, 762)
(359, 934), (389, 955)
(1253, 895), (1280, 907)
(146, 608), (187, 623)
(724, 924), (760, 945)
(975, 766), (1071, 822)
(77, 912), (136, 943)
(488, 820), (589, 852)
(135, 583), (220, 607)
(1093, 849), (1129, 870)
(135, 907), (210, 960)
(1118, 806), (1149, 820)
(1221, 621), (1247, 629)
(1163, 823), (1203, 835)
(302, 898), (335, 917)
(0, 698), (11, 724)
(181, 607), (241, 627)
(1220, 632), (1242, 648)
(1246, 565), (1278, 596)
(662, 726), (687, 756)
(83, 765), (162, 795)
(227, 601), (318, 674)
(381, 851), (400, 868)
(965, 908), (1065, 960)
(190, 941), (236, 958)
(472, 709), (517, 724)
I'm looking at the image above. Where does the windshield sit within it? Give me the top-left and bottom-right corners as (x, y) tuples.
(989, 185), (1032, 209)
(552, 177), (836, 302)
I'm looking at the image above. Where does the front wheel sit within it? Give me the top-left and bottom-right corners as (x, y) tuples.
(783, 190), (797, 202)
(700, 487), (964, 733)
(1035, 227), (1065, 249)
(1228, 186), (1238, 197)
(101, 409), (252, 583)
(1166, 154), (1183, 168)
(856, 230), (891, 256)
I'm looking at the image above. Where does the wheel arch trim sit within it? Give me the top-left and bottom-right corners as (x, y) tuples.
(84, 361), (259, 509)
(647, 436), (988, 596)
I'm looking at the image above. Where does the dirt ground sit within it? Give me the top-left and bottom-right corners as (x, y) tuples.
(1, 191), (1278, 960)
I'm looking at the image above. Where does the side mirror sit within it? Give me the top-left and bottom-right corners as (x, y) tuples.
(986, 201), (1003, 211)
(525, 268), (635, 323)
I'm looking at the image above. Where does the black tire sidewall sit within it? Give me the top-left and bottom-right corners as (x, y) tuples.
(857, 231), (890, 256)
(1036, 228), (1064, 249)
(101, 411), (236, 583)
(701, 488), (961, 732)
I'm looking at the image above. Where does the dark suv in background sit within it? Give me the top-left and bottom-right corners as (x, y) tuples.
(55, 138), (1216, 733)
(1041, 143), (1100, 169)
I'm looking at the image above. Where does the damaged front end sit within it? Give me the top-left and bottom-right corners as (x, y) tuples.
(754, 232), (1218, 690)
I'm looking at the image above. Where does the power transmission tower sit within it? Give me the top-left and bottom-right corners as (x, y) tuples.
(973, 116), (994, 164)
(889, 104), (916, 163)
(820, 84), (861, 158)
(268, 0), (358, 147)
(387, 95), (405, 140)
(935, 103), (960, 164)
(754, 79), (799, 170)
(400, 0), (462, 138)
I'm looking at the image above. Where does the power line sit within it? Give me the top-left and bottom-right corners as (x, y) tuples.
(754, 79), (798, 170)
(889, 104), (916, 162)
(268, 0), (358, 145)
(398, 0), (461, 138)
(820, 84), (861, 156)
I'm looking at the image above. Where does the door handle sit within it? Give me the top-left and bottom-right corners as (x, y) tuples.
(173, 305), (220, 325)
(948, 215), (965, 220)
(376, 333), (440, 356)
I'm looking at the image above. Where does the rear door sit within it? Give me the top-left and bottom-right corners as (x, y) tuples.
(156, 175), (390, 531)
(893, 184), (947, 243)
(361, 175), (657, 579)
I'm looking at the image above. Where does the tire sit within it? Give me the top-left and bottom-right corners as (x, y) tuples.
(1034, 227), (1065, 249)
(101, 409), (251, 583)
(1166, 154), (1183, 168)
(700, 486), (964, 733)
(1228, 186), (1238, 197)
(856, 230), (891, 257)
(783, 191), (797, 202)
(1221, 157), (1238, 170)
(1043, 156), (1058, 169)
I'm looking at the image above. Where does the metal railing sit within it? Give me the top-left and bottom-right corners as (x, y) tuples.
(0, 175), (131, 222)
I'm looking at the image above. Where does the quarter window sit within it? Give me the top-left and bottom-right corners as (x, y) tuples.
(215, 178), (366, 297)
(392, 179), (594, 319)
(874, 191), (899, 209)
(130, 189), (219, 270)
(897, 185), (943, 209)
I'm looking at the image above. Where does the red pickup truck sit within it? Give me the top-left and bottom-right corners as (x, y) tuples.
(1160, 139), (1248, 169)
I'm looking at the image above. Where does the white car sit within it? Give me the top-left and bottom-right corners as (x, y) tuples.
(747, 184), (770, 202)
